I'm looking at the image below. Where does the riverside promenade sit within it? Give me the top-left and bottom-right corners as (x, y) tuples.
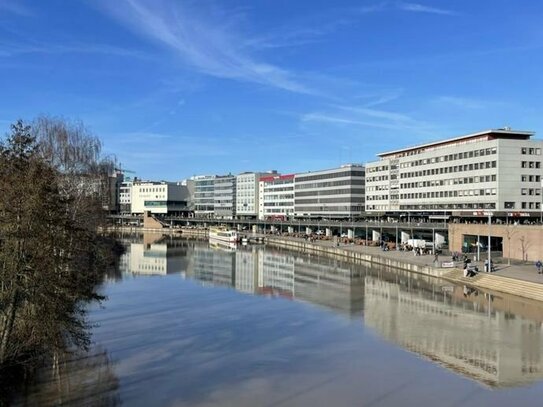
(265, 235), (543, 302)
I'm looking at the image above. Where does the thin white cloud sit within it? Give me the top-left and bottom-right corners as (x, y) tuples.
(302, 105), (436, 134)
(398, 2), (457, 16)
(0, 41), (149, 59)
(96, 0), (315, 95)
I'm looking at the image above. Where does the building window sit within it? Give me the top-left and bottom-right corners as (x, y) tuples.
(504, 202), (515, 209)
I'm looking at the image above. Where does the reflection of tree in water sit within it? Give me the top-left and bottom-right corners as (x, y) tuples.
(20, 346), (120, 406)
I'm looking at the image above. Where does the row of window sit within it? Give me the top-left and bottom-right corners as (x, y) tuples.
(400, 161), (497, 179)
(521, 175), (542, 182)
(262, 179), (294, 188)
(401, 188), (497, 199)
(521, 147), (542, 155)
(521, 189), (541, 196)
(401, 147), (498, 168)
(295, 179), (365, 190)
(295, 188), (365, 197)
(264, 208), (294, 214)
(397, 203), (497, 210)
(295, 206), (363, 212)
(521, 161), (541, 169)
(367, 195), (389, 201)
(263, 187), (294, 193)
(368, 187), (500, 201)
(137, 186), (167, 193)
(366, 185), (389, 192)
(400, 175), (497, 189)
(263, 202), (295, 207)
(294, 197), (365, 205)
(295, 170), (365, 183)
(505, 201), (542, 209)
(366, 175), (389, 182)
(367, 146), (500, 174)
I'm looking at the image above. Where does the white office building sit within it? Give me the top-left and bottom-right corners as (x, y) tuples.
(214, 175), (236, 219)
(236, 172), (275, 219)
(294, 164), (365, 219)
(130, 181), (189, 215)
(258, 174), (295, 220)
(365, 129), (543, 218)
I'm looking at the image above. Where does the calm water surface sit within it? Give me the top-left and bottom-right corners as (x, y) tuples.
(17, 235), (543, 406)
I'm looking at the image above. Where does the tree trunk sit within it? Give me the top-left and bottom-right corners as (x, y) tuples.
(0, 289), (19, 364)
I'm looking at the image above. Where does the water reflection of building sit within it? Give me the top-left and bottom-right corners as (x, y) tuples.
(185, 244), (365, 316)
(364, 276), (543, 387)
(293, 256), (365, 316)
(235, 247), (259, 294)
(186, 244), (235, 287)
(257, 250), (296, 298)
(122, 234), (189, 275)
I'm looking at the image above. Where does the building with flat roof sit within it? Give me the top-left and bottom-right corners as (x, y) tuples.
(192, 175), (216, 218)
(131, 181), (189, 215)
(294, 164), (365, 219)
(258, 174), (295, 220)
(214, 174), (236, 219)
(236, 171), (275, 219)
(119, 180), (132, 214)
(365, 129), (543, 218)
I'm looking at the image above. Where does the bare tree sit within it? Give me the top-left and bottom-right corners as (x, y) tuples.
(519, 236), (531, 262)
(0, 119), (121, 403)
(505, 225), (517, 265)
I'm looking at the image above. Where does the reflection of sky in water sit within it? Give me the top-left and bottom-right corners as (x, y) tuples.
(21, 239), (543, 406)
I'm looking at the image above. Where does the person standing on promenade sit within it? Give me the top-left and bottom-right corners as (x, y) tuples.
(536, 260), (543, 274)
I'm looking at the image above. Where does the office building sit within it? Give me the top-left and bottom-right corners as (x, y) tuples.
(294, 164), (365, 219)
(130, 181), (189, 215)
(258, 174), (295, 220)
(365, 129), (543, 218)
(119, 180), (132, 214)
(192, 175), (216, 217)
(214, 174), (236, 219)
(236, 171), (275, 219)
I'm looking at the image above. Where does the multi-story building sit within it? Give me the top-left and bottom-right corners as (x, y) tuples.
(130, 181), (189, 215)
(214, 174), (236, 219)
(365, 129), (543, 218)
(236, 171), (275, 219)
(119, 180), (132, 214)
(192, 175), (216, 218)
(258, 174), (295, 220)
(294, 164), (365, 219)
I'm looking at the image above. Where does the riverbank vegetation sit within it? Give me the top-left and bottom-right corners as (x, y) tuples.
(0, 117), (122, 405)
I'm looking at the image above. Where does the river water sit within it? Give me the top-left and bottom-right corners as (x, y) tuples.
(16, 235), (543, 406)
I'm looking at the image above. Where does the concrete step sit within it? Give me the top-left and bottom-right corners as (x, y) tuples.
(443, 269), (543, 301)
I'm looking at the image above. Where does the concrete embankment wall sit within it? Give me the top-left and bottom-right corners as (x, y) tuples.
(266, 238), (446, 277)
(104, 226), (208, 237)
(266, 238), (543, 303)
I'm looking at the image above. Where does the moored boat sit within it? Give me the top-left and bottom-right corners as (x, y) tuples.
(209, 227), (239, 243)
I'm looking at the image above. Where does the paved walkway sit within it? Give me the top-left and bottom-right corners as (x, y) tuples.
(266, 235), (543, 284)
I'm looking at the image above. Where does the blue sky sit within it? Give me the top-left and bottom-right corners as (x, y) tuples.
(1, 0), (542, 180)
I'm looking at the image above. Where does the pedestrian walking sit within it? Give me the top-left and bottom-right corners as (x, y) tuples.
(536, 260), (543, 274)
